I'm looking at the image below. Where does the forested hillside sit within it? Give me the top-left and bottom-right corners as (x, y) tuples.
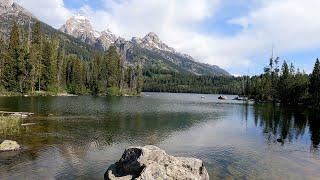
(0, 1), (236, 97)
(143, 68), (243, 94)
(0, 22), (143, 96)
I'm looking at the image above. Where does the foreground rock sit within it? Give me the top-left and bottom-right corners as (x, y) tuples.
(0, 140), (21, 152)
(105, 145), (209, 180)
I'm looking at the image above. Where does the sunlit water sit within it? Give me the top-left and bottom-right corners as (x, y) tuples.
(0, 93), (319, 179)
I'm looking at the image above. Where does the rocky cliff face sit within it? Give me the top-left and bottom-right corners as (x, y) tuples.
(0, 0), (33, 17)
(58, 15), (229, 76)
(59, 16), (229, 76)
(137, 32), (176, 53)
(60, 15), (98, 44)
(0, 0), (35, 36)
(0, 0), (13, 9)
(60, 16), (117, 50)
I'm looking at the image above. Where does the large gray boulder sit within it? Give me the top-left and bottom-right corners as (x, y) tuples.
(105, 145), (209, 180)
(0, 140), (21, 152)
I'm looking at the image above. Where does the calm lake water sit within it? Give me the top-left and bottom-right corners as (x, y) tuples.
(0, 92), (319, 179)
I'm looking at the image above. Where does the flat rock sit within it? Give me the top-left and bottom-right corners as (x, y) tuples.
(105, 145), (209, 180)
(0, 140), (21, 152)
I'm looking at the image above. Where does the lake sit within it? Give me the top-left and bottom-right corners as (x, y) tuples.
(0, 92), (319, 179)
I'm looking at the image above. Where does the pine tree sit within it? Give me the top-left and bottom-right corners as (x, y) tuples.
(0, 35), (6, 88)
(33, 22), (42, 45)
(3, 22), (20, 91)
(136, 61), (144, 94)
(292, 70), (309, 104)
(29, 21), (43, 92)
(41, 39), (59, 91)
(17, 43), (28, 93)
(105, 45), (121, 88)
(309, 59), (320, 107)
(90, 54), (103, 94)
(56, 44), (65, 91)
(278, 61), (290, 103)
(66, 55), (85, 94)
(8, 22), (20, 61)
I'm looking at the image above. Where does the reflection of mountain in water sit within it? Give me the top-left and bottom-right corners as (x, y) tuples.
(252, 104), (320, 149)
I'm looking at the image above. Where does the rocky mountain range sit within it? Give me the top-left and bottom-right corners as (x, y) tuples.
(0, 0), (100, 61)
(0, 0), (230, 76)
(0, 0), (34, 35)
(60, 15), (230, 76)
(59, 15), (117, 50)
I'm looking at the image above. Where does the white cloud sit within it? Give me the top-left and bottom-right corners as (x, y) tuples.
(12, 0), (320, 72)
(224, 0), (320, 68)
(14, 0), (72, 28)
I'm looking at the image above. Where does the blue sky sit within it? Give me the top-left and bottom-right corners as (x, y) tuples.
(15, 0), (320, 75)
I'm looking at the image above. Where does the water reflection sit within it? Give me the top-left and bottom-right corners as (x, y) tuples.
(0, 94), (319, 179)
(252, 104), (320, 150)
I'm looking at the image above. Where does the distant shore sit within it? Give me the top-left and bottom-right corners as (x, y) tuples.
(0, 91), (141, 97)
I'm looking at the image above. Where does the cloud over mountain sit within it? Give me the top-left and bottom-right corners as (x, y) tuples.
(13, 0), (320, 74)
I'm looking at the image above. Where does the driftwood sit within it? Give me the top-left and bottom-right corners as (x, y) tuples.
(0, 111), (34, 118)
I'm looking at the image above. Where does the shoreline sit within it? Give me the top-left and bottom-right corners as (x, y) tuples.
(0, 91), (141, 97)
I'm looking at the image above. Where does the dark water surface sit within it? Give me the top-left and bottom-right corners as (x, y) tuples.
(0, 93), (319, 179)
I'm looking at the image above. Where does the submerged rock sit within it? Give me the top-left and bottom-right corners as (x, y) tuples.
(218, 95), (228, 100)
(105, 145), (209, 180)
(0, 140), (21, 152)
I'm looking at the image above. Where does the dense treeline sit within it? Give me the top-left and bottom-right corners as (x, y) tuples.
(2, 21), (320, 109)
(143, 56), (320, 108)
(0, 22), (143, 96)
(246, 56), (320, 108)
(143, 69), (243, 94)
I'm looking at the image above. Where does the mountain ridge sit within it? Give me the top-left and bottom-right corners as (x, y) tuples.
(0, 1), (230, 76)
(60, 15), (230, 76)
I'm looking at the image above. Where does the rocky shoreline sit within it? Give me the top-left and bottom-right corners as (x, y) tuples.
(105, 145), (209, 180)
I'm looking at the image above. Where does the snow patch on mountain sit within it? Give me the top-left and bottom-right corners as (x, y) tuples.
(59, 15), (117, 49)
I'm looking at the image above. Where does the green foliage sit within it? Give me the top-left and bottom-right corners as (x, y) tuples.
(278, 61), (290, 103)
(143, 69), (242, 94)
(105, 45), (121, 88)
(309, 59), (320, 107)
(107, 86), (121, 96)
(0, 22), (143, 96)
(66, 55), (85, 94)
(247, 58), (311, 106)
(41, 39), (59, 90)
(33, 22), (42, 45)
(3, 22), (20, 91)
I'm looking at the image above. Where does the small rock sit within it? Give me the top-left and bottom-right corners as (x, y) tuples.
(105, 145), (209, 180)
(0, 140), (21, 152)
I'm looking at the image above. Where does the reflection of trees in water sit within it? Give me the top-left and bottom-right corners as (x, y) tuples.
(0, 116), (22, 136)
(0, 112), (210, 165)
(46, 112), (208, 147)
(252, 104), (320, 149)
(309, 113), (320, 149)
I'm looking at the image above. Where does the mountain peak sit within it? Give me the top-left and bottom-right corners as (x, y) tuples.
(60, 15), (97, 44)
(0, 0), (33, 19)
(140, 32), (175, 53)
(73, 14), (87, 20)
(60, 15), (118, 50)
(0, 0), (13, 8)
(144, 32), (158, 37)
(143, 32), (160, 42)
